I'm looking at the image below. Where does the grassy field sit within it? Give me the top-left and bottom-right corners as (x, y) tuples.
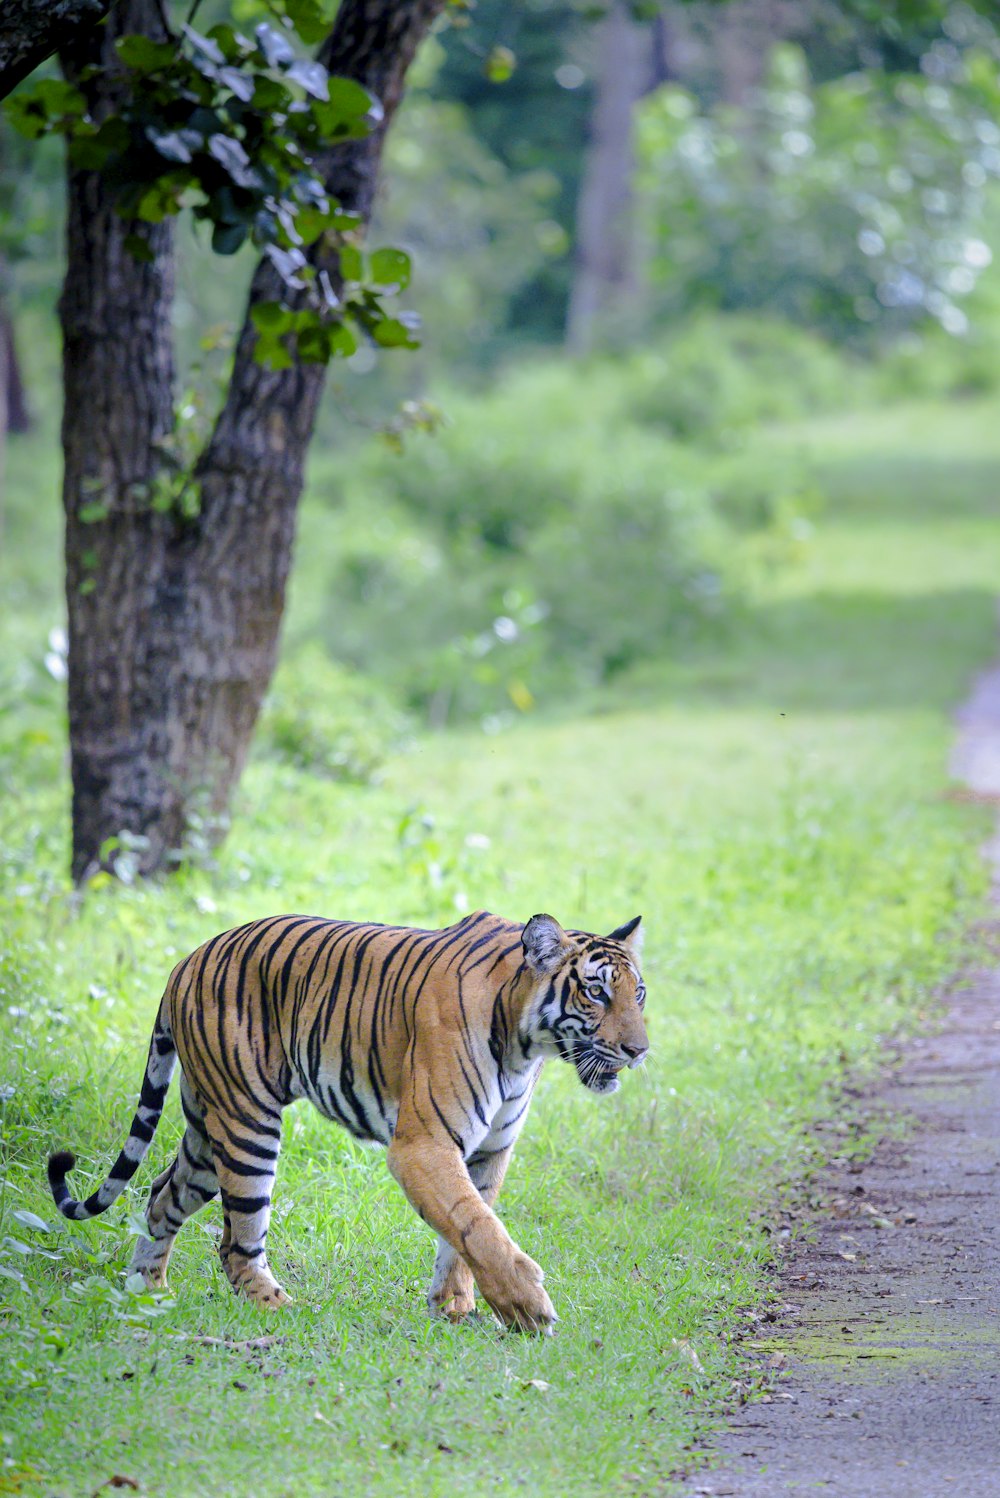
(1, 394), (999, 1496)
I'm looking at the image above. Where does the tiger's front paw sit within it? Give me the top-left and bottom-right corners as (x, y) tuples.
(479, 1251), (557, 1335)
(428, 1257), (477, 1322)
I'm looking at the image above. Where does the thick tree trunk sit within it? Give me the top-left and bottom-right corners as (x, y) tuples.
(61, 0), (178, 879)
(62, 0), (444, 880)
(1, 0), (114, 100)
(565, 0), (649, 354)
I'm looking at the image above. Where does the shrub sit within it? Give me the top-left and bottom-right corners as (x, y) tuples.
(255, 646), (409, 783)
(295, 316), (827, 717)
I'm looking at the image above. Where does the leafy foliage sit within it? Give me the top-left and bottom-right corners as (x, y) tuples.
(254, 644), (409, 782)
(4, 19), (419, 365)
(290, 315), (847, 720)
(637, 24), (1000, 341)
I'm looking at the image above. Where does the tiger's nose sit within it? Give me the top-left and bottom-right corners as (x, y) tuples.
(621, 1043), (648, 1067)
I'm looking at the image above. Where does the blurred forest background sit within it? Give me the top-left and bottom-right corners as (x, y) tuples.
(3, 0), (1000, 808)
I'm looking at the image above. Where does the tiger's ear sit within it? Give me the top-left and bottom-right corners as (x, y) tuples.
(608, 915), (643, 962)
(522, 913), (571, 974)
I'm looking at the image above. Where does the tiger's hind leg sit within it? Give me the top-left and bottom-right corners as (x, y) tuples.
(129, 1076), (219, 1290)
(428, 1145), (512, 1321)
(207, 1104), (291, 1309)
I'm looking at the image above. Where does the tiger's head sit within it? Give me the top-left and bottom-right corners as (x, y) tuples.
(521, 912), (648, 1095)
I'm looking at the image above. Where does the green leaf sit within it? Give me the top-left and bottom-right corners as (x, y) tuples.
(296, 324), (332, 364)
(12, 1209), (50, 1233)
(207, 133), (263, 190)
(146, 127), (202, 165)
(124, 233), (156, 264)
(255, 22), (296, 70)
(328, 76), (379, 119)
(250, 74), (291, 113)
(134, 175), (190, 224)
(182, 25), (226, 67)
(328, 208), (362, 232)
(314, 76), (380, 135)
(116, 34), (177, 71)
(253, 333), (294, 370)
(295, 204), (333, 247)
(68, 116), (129, 170)
(32, 78), (89, 115)
(287, 0), (330, 45)
(3, 95), (51, 141)
(285, 0), (330, 46)
(484, 45), (517, 84)
(3, 79), (86, 140)
(287, 59), (329, 100)
(369, 247), (412, 290)
(372, 317), (420, 349)
(205, 24), (243, 63)
(339, 244), (363, 281)
(327, 322), (358, 358)
(79, 501), (109, 524)
(265, 244), (307, 284)
(251, 301), (295, 333)
(218, 65), (255, 104)
(212, 220), (249, 254)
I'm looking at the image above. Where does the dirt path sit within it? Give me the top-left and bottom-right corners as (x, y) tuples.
(682, 667), (1000, 1496)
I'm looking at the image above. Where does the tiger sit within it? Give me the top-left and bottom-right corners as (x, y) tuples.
(47, 908), (648, 1333)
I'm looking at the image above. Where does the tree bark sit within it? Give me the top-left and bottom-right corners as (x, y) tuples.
(1, 0), (114, 101)
(2, 308), (31, 433)
(0, 303), (7, 539)
(62, 0), (444, 880)
(565, 0), (649, 354)
(61, 0), (178, 878)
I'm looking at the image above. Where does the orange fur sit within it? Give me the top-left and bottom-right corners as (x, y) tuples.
(48, 909), (648, 1331)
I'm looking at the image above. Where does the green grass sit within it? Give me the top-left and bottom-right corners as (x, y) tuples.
(1, 394), (999, 1496)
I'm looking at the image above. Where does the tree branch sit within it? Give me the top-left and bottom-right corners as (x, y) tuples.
(0, 0), (114, 101)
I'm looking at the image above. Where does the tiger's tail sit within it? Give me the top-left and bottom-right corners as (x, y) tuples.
(47, 1005), (177, 1221)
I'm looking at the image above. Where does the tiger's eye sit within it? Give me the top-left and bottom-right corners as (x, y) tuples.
(587, 983), (606, 1001)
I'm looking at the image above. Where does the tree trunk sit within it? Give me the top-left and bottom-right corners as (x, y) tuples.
(0, 303), (7, 540)
(565, 0), (649, 354)
(62, 0), (444, 881)
(2, 307), (31, 433)
(0, 0), (113, 100)
(61, 0), (178, 879)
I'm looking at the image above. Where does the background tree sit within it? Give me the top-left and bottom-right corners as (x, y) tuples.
(8, 0), (443, 879)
